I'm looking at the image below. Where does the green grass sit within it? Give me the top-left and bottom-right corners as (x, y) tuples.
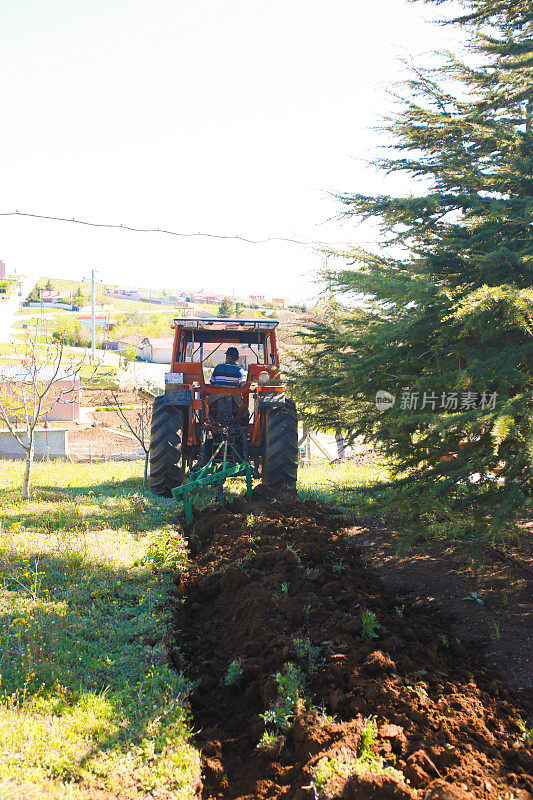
(297, 458), (391, 513)
(0, 460), (200, 799)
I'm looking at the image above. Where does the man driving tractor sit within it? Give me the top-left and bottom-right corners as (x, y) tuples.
(210, 346), (247, 387)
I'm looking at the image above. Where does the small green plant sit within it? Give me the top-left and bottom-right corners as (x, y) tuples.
(332, 558), (344, 574)
(491, 620), (501, 640)
(303, 603), (313, 620)
(517, 717), (533, 744)
(316, 702), (335, 723)
(408, 684), (429, 704)
(257, 730), (282, 750)
(223, 659), (243, 686)
(438, 633), (449, 648)
(286, 545), (302, 565)
(293, 637), (322, 671)
(314, 756), (336, 787)
(281, 582), (289, 595)
(138, 527), (188, 570)
(361, 609), (380, 638)
(246, 513), (258, 528)
(260, 662), (305, 733)
(394, 604), (404, 618)
(359, 715), (378, 760)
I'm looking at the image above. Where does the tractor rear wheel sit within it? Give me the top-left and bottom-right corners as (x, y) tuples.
(150, 396), (187, 497)
(263, 399), (298, 489)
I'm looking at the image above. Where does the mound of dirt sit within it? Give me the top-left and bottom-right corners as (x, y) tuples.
(170, 498), (532, 800)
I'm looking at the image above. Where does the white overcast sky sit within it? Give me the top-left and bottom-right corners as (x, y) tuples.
(0, 0), (461, 301)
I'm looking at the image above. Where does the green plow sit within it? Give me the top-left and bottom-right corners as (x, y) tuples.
(171, 439), (254, 525)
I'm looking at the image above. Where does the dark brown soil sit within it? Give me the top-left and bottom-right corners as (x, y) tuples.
(347, 520), (532, 701)
(170, 498), (533, 800)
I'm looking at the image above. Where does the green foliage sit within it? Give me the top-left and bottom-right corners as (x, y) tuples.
(0, 459), (199, 797)
(361, 610), (380, 639)
(288, 0), (533, 539)
(260, 662), (305, 732)
(138, 527), (188, 570)
(257, 730), (282, 750)
(359, 715), (377, 761)
(218, 297), (235, 318)
(517, 717), (533, 744)
(223, 659), (244, 686)
(314, 756), (336, 787)
(293, 637), (322, 671)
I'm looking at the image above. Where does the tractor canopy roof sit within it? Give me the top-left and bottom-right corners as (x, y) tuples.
(173, 317), (279, 330)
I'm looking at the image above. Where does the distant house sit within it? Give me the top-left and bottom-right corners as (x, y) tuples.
(190, 292), (223, 304)
(117, 334), (145, 354)
(140, 336), (174, 364)
(272, 298), (286, 308)
(0, 365), (80, 422)
(40, 289), (70, 302)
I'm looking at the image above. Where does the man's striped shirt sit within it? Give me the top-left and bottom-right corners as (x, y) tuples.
(210, 361), (247, 387)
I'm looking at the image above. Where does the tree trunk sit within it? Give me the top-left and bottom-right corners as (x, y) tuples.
(143, 451), (149, 486)
(22, 438), (34, 500)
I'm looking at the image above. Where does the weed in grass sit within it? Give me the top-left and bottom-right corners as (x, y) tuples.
(246, 514), (258, 528)
(303, 603), (313, 620)
(223, 660), (243, 687)
(491, 620), (501, 640)
(361, 609), (380, 639)
(394, 604), (404, 618)
(331, 558), (344, 574)
(136, 527), (188, 570)
(281, 582), (289, 596)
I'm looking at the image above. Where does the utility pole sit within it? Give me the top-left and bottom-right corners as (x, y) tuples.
(91, 269), (96, 364)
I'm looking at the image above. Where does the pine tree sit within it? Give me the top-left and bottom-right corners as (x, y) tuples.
(218, 297), (235, 318)
(291, 0), (532, 537)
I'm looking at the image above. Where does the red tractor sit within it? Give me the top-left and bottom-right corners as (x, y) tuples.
(149, 317), (298, 496)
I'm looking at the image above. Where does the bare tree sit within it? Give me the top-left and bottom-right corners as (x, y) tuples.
(0, 330), (95, 498)
(105, 370), (155, 485)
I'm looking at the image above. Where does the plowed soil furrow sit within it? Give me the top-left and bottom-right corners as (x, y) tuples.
(170, 497), (533, 800)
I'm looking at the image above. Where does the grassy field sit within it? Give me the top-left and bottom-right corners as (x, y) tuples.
(0, 461), (200, 799)
(0, 457), (385, 798)
(297, 458), (391, 513)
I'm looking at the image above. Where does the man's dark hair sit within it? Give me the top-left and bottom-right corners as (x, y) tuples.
(225, 347), (239, 361)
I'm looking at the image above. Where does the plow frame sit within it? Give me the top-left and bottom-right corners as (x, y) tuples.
(171, 438), (254, 525)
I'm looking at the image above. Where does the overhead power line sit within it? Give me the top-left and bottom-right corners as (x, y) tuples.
(0, 210), (321, 248)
